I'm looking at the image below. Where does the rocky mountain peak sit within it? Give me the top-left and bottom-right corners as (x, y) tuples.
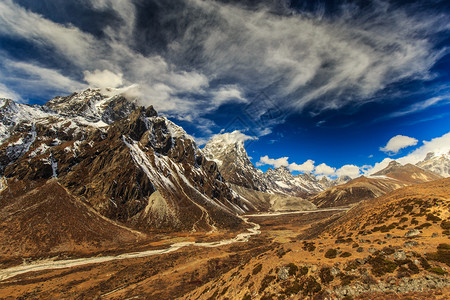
(416, 151), (450, 177)
(373, 160), (401, 176)
(45, 88), (138, 125)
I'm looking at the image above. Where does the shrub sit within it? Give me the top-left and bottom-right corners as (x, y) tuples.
(283, 282), (301, 295)
(340, 252), (352, 258)
(259, 275), (276, 293)
(299, 266), (308, 276)
(301, 276), (322, 296)
(302, 241), (316, 252)
(419, 257), (431, 269)
(428, 267), (448, 275)
(286, 263), (298, 276)
(407, 261), (420, 274)
(416, 223), (432, 230)
(426, 243), (450, 266)
(319, 267), (334, 284)
(325, 248), (337, 259)
(252, 263), (263, 275)
(339, 273), (357, 286)
(344, 260), (359, 271)
(368, 255), (397, 276)
(426, 213), (441, 222)
(441, 220), (450, 230)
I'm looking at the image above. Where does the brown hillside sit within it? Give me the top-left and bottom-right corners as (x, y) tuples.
(0, 180), (143, 260)
(311, 162), (443, 208)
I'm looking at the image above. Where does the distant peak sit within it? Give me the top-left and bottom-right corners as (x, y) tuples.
(387, 160), (401, 167)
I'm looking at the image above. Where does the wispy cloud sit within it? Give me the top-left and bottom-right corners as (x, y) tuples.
(0, 0), (449, 136)
(382, 95), (450, 120)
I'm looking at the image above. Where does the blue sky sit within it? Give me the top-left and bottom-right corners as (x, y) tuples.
(0, 0), (449, 178)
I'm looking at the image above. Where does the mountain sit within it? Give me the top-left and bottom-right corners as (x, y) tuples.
(416, 151), (450, 178)
(203, 134), (350, 200)
(372, 160), (442, 183)
(0, 89), (247, 236)
(202, 133), (269, 192)
(311, 160), (442, 208)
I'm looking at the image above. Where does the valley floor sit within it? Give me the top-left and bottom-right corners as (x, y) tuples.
(1, 201), (449, 299)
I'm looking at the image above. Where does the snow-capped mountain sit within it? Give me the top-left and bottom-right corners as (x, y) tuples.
(203, 133), (351, 198)
(203, 134), (270, 192)
(416, 151), (450, 178)
(0, 89), (247, 232)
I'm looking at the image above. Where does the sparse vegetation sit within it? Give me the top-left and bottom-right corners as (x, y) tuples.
(259, 275), (276, 293)
(302, 241), (316, 252)
(426, 243), (450, 266)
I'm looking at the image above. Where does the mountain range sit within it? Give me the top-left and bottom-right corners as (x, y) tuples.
(0, 88), (448, 238)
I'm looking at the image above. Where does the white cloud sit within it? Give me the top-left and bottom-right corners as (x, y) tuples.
(211, 85), (246, 105)
(364, 158), (394, 176)
(83, 69), (123, 88)
(210, 130), (257, 145)
(256, 157), (361, 178)
(314, 163), (336, 176)
(380, 135), (418, 155)
(256, 155), (289, 168)
(336, 164), (361, 178)
(0, 60), (87, 99)
(398, 132), (450, 165)
(289, 159), (315, 173)
(0, 83), (21, 101)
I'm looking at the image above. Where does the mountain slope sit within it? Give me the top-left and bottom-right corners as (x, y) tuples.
(0, 180), (143, 259)
(311, 161), (443, 208)
(324, 177), (450, 236)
